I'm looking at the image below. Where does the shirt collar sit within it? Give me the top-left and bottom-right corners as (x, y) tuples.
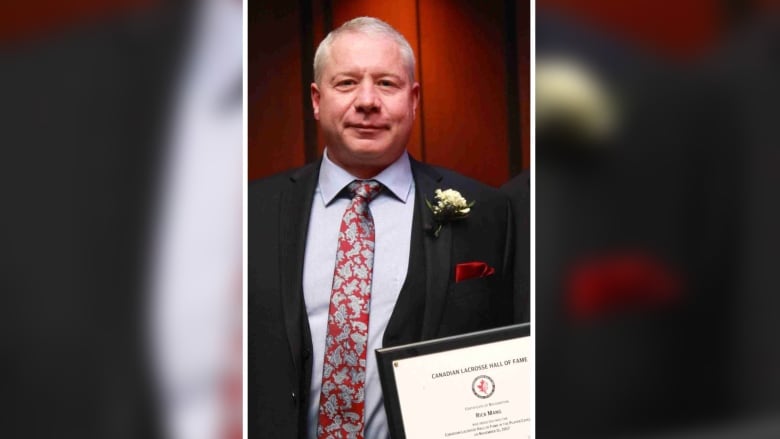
(318, 149), (414, 206)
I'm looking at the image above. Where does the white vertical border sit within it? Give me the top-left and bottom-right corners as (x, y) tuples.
(529, 0), (536, 438)
(241, 0), (248, 436)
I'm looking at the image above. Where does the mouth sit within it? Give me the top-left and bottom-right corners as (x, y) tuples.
(346, 123), (389, 132)
(347, 124), (389, 137)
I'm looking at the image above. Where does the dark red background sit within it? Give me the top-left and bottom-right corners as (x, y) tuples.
(248, 0), (531, 187)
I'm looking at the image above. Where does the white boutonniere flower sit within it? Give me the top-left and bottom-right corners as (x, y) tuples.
(425, 188), (475, 238)
(536, 56), (617, 144)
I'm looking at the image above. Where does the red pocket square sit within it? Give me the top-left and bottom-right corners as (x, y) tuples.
(455, 261), (495, 283)
(566, 251), (683, 320)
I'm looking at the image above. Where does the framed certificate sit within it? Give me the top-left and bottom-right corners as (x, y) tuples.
(376, 323), (531, 439)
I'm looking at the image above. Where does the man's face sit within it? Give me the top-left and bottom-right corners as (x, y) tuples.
(312, 32), (419, 178)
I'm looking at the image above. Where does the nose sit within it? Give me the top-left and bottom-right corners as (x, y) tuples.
(354, 82), (380, 114)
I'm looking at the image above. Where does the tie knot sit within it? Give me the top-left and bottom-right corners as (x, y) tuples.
(348, 179), (382, 201)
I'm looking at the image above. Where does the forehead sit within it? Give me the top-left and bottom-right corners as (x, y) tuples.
(325, 32), (407, 77)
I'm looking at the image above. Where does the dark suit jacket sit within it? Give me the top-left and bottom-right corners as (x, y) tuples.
(248, 156), (515, 438)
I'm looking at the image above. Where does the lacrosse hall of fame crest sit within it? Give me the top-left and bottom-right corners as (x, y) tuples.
(472, 375), (496, 399)
(376, 323), (532, 439)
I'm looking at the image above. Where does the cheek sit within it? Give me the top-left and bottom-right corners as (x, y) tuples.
(324, 103), (351, 122)
(387, 99), (416, 121)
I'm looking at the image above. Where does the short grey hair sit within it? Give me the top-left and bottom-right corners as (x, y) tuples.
(313, 16), (416, 85)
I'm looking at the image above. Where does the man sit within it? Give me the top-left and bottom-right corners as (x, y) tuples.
(249, 17), (514, 439)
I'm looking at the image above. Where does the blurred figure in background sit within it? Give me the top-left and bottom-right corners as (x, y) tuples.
(1, 0), (242, 438)
(501, 170), (531, 324)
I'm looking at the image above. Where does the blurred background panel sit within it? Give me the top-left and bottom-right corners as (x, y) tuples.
(248, 0), (531, 187)
(537, 0), (723, 59)
(1, 0), (188, 437)
(1, 0), (243, 438)
(0, 0), (154, 42)
(247, 0), (307, 178)
(535, 0), (780, 438)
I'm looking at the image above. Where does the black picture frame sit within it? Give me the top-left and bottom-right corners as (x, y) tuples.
(376, 323), (531, 439)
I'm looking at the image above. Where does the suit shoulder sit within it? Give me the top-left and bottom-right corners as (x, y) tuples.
(248, 162), (319, 197)
(424, 164), (511, 206)
(499, 171), (530, 203)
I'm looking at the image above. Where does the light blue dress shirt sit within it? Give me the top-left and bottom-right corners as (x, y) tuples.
(303, 149), (416, 439)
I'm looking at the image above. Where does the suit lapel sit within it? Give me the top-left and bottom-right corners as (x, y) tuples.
(278, 162), (319, 378)
(410, 159), (453, 340)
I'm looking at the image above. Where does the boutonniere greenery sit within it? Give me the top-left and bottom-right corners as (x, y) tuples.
(425, 188), (475, 238)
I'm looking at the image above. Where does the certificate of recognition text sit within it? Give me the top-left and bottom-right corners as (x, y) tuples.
(387, 334), (531, 438)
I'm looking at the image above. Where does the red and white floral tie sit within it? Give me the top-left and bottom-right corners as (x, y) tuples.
(317, 180), (382, 439)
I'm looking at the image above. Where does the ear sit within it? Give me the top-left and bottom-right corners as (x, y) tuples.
(411, 82), (420, 118)
(311, 82), (321, 120)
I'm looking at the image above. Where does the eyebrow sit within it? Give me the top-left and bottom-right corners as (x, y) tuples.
(330, 72), (406, 82)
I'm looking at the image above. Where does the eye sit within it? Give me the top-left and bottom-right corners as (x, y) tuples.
(377, 79), (396, 87)
(335, 79), (357, 89)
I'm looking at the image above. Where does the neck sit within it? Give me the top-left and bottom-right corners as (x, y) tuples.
(325, 149), (405, 179)
(349, 166), (386, 179)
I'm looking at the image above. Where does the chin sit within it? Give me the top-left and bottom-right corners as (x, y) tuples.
(343, 142), (392, 159)
(343, 148), (402, 176)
